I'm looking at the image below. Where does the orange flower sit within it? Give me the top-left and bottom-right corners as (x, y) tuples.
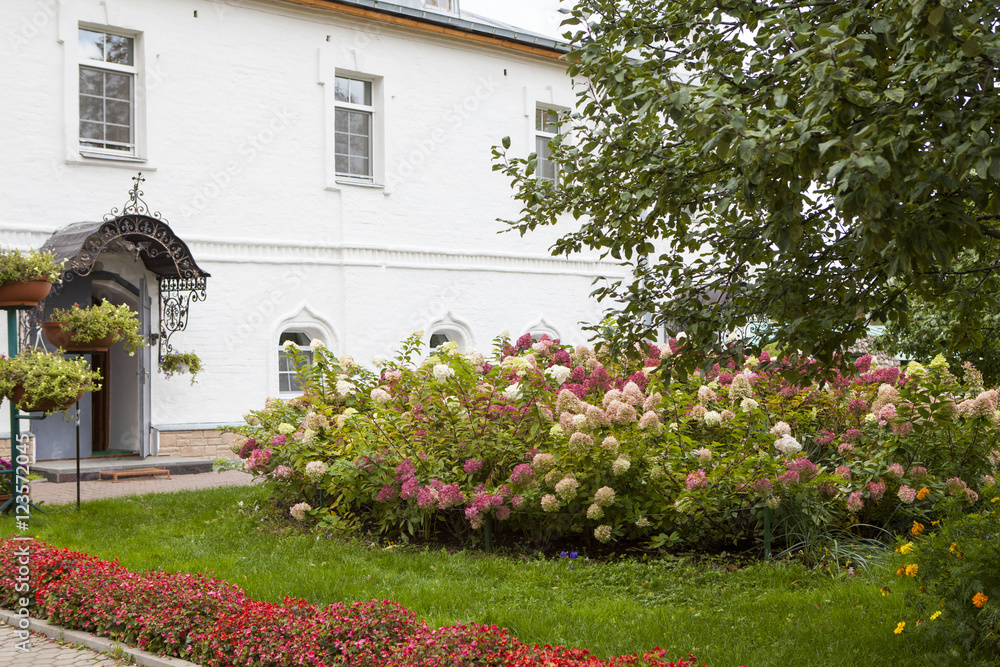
(973, 593), (988, 608)
(917, 487), (930, 500)
(911, 520), (925, 536)
(896, 566), (906, 577)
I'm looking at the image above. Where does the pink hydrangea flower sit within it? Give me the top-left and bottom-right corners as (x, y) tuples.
(835, 465), (852, 480)
(868, 481), (886, 501)
(686, 470), (708, 491)
(463, 459), (483, 475)
(846, 490), (864, 513)
(897, 485), (916, 504)
(508, 464), (534, 486)
(886, 463), (905, 479)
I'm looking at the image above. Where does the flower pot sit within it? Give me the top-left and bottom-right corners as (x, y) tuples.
(42, 321), (113, 352)
(0, 280), (52, 307)
(10, 384), (84, 413)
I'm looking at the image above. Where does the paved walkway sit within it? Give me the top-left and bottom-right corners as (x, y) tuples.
(26, 469), (256, 506)
(0, 625), (123, 667)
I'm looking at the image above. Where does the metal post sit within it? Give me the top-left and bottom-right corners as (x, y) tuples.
(8, 310), (23, 514)
(763, 507), (772, 559)
(75, 400), (81, 510)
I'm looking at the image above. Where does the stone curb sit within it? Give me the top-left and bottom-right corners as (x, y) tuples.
(0, 609), (199, 667)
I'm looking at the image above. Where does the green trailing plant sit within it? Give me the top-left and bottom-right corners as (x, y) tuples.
(0, 248), (62, 285)
(0, 348), (102, 414)
(160, 352), (202, 384)
(48, 300), (146, 355)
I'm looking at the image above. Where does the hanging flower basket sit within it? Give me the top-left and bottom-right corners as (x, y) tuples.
(10, 384), (85, 412)
(46, 301), (146, 355)
(0, 248), (62, 307)
(0, 280), (53, 308)
(0, 349), (102, 416)
(41, 321), (114, 352)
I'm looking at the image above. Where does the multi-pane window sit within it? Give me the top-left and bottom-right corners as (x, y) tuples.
(535, 108), (559, 182)
(334, 76), (374, 180)
(278, 331), (314, 393)
(79, 28), (136, 155)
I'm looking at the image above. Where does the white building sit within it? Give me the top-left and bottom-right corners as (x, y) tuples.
(0, 0), (623, 462)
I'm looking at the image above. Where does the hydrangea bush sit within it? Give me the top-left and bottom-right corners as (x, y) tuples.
(226, 333), (1000, 552)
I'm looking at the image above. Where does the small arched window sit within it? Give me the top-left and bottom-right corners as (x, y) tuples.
(428, 329), (464, 353)
(278, 330), (315, 394)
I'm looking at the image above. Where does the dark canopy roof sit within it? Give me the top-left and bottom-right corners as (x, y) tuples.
(41, 215), (210, 281)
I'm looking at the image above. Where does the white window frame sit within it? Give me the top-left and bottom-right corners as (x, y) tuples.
(534, 107), (560, 183)
(278, 331), (316, 396)
(77, 24), (143, 161)
(334, 74), (376, 183)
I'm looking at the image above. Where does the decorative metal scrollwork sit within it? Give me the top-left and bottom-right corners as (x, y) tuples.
(158, 276), (207, 362)
(103, 172), (163, 221)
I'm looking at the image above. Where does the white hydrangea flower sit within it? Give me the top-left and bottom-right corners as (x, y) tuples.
(432, 364), (455, 381)
(504, 383), (522, 401)
(740, 398), (759, 412)
(243, 412), (261, 427)
(703, 410), (722, 427)
(774, 434), (802, 456)
(290, 502), (312, 521)
(304, 461), (326, 482)
(336, 379), (357, 396)
(545, 365), (572, 385)
(371, 354), (388, 368)
(309, 338), (325, 350)
(612, 457), (631, 476)
(282, 339), (297, 350)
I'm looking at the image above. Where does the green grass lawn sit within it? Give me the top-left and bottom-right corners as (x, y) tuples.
(1, 484), (972, 666)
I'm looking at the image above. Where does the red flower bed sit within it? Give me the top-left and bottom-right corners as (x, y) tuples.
(0, 539), (719, 667)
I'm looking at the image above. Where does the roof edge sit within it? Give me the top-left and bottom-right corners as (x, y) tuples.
(280, 0), (569, 59)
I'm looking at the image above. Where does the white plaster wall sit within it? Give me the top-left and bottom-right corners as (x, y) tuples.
(0, 0), (626, 435)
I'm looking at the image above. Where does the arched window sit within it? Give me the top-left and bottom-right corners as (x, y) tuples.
(278, 330), (315, 394)
(428, 329), (465, 352)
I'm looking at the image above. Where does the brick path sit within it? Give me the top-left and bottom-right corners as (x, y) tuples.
(26, 469), (255, 506)
(0, 625), (123, 666)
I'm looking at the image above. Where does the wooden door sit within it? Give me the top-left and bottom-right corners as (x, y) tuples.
(91, 350), (110, 452)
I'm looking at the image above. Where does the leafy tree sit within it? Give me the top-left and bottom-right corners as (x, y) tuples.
(494, 0), (1000, 371)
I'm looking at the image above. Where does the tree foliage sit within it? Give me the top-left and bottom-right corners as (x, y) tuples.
(494, 0), (1000, 370)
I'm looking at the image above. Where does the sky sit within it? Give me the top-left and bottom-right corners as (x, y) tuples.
(460, 0), (569, 39)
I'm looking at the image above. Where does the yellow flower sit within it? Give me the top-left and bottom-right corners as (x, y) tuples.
(917, 487), (930, 500)
(949, 542), (957, 553)
(894, 621), (905, 634)
(930, 611), (942, 620)
(896, 565), (906, 577)
(992, 497), (999, 503)
(905, 564), (919, 577)
(899, 542), (914, 555)
(911, 521), (925, 536)
(973, 593), (988, 608)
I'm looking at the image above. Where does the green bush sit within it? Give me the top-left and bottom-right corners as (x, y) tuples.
(224, 335), (1000, 555)
(898, 492), (1000, 657)
(0, 247), (62, 285)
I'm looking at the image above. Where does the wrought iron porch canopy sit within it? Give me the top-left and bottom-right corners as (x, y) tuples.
(40, 216), (210, 281)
